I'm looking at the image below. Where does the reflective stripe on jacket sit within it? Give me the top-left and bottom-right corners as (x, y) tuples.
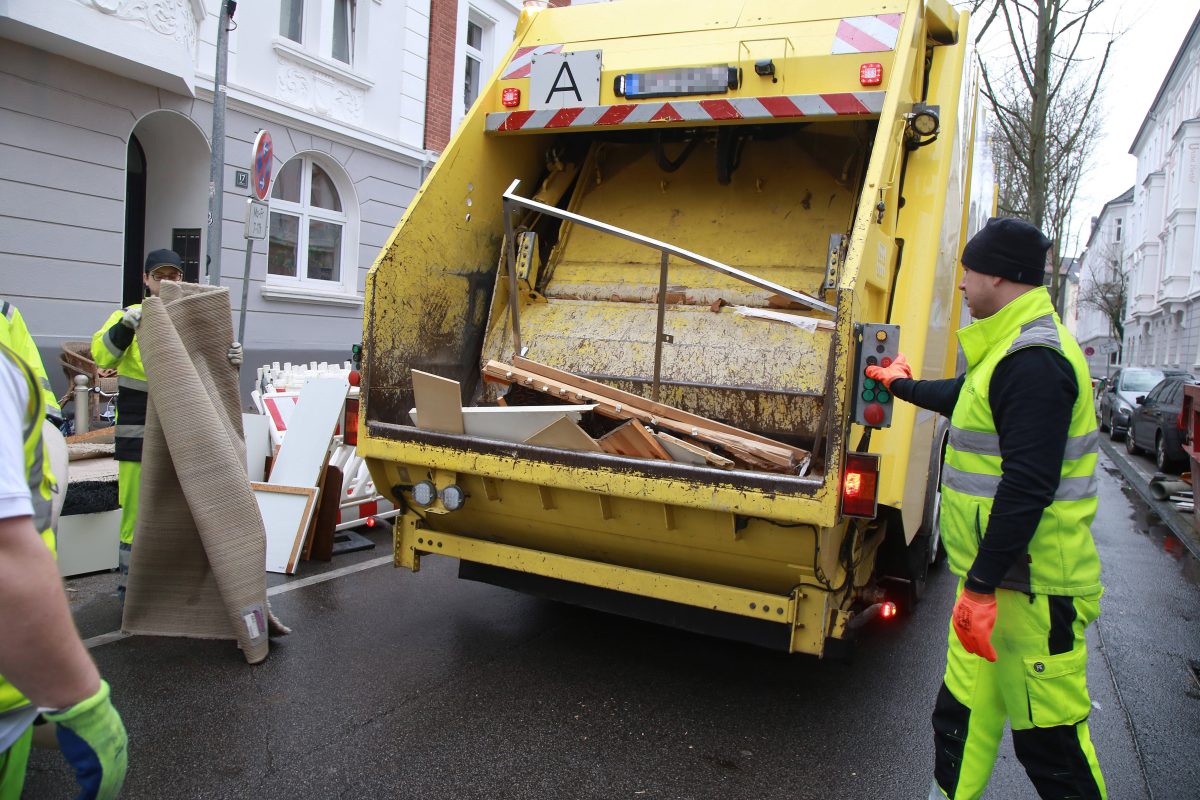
(91, 306), (146, 462)
(939, 288), (1102, 596)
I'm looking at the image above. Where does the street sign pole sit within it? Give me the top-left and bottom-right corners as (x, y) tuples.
(238, 198), (269, 343)
(237, 131), (273, 343)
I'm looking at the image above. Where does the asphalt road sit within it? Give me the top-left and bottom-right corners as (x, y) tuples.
(24, 451), (1200, 799)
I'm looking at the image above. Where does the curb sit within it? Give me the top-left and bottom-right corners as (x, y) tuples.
(1099, 436), (1200, 561)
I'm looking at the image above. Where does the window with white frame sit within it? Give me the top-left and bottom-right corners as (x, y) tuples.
(1114, 217), (1122, 243)
(277, 0), (360, 68)
(464, 16), (487, 115)
(332, 0), (356, 64)
(280, 0), (303, 42)
(268, 156), (349, 287)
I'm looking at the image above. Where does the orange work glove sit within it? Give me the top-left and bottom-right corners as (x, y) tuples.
(952, 589), (998, 662)
(864, 352), (912, 390)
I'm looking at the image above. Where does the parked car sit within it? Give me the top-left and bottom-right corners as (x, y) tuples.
(1125, 375), (1198, 471)
(1099, 367), (1188, 440)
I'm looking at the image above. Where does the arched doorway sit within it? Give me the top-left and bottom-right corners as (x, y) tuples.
(123, 111), (210, 305)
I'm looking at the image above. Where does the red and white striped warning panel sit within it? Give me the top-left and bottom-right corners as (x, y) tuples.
(501, 44), (564, 80)
(486, 92), (886, 133)
(831, 14), (903, 54)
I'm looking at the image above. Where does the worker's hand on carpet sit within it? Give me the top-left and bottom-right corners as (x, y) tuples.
(864, 352), (911, 390)
(44, 679), (128, 800)
(227, 342), (244, 368)
(952, 589), (998, 662)
(119, 307), (141, 331)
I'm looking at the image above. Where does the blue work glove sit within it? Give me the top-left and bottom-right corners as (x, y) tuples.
(43, 680), (128, 800)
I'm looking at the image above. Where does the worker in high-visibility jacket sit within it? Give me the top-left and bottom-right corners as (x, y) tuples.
(0, 342), (128, 799)
(0, 299), (61, 423)
(868, 218), (1105, 800)
(91, 250), (245, 600)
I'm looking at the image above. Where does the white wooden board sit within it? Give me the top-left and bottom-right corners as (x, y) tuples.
(253, 483), (319, 574)
(242, 413), (271, 483)
(409, 405), (596, 443)
(268, 377), (348, 488)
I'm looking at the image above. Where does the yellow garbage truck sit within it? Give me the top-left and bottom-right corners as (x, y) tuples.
(358, 0), (995, 656)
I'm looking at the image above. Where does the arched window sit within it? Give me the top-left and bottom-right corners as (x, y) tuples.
(268, 155), (350, 286)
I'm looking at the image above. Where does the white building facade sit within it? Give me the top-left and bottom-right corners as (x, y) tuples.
(1074, 188), (1132, 377)
(1122, 13), (1200, 371)
(0, 0), (520, 396)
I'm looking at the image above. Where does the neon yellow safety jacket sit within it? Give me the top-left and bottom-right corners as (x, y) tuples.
(938, 289), (1102, 596)
(0, 342), (59, 715)
(91, 306), (147, 462)
(1, 300), (60, 419)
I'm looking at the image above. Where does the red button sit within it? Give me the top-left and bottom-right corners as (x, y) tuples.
(863, 403), (885, 426)
(881, 357), (892, 368)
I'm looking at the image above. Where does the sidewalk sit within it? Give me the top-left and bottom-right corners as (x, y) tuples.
(1099, 436), (1200, 560)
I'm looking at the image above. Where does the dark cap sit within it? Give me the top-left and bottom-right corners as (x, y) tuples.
(144, 249), (183, 274)
(961, 217), (1051, 285)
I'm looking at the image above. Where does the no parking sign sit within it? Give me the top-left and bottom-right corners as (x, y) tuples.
(252, 130), (273, 201)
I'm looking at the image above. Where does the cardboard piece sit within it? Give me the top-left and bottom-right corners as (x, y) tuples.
(253, 482), (319, 574)
(411, 370), (465, 434)
(268, 377), (348, 488)
(524, 416), (602, 452)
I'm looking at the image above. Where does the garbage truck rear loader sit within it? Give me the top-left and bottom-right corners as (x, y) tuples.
(358, 0), (994, 656)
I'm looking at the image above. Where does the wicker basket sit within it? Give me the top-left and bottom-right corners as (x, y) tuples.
(60, 341), (118, 426)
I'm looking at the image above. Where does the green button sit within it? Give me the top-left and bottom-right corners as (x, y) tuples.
(864, 378), (876, 389)
(861, 389), (875, 402)
(878, 391), (890, 403)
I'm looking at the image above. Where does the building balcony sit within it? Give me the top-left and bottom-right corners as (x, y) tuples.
(0, 0), (203, 96)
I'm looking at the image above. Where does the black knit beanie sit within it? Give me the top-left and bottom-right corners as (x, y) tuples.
(960, 217), (1050, 285)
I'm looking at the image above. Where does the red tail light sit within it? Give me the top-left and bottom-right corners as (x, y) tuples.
(344, 397), (360, 446)
(841, 452), (880, 518)
(880, 600), (897, 620)
(859, 62), (883, 86)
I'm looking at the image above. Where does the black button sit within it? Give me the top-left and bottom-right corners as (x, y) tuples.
(866, 356), (878, 366)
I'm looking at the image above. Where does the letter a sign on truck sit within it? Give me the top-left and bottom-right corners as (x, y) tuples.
(529, 50), (601, 109)
(252, 130), (273, 201)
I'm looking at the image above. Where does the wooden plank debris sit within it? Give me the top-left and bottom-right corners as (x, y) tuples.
(597, 420), (671, 460)
(655, 431), (734, 469)
(482, 358), (808, 473)
(509, 357), (807, 462)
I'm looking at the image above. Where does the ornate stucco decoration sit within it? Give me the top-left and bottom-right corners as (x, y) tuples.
(72, 0), (200, 50)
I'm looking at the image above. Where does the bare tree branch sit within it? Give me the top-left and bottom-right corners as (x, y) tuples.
(975, 0), (1118, 314)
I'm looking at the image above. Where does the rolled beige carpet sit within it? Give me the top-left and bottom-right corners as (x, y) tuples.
(122, 282), (276, 664)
